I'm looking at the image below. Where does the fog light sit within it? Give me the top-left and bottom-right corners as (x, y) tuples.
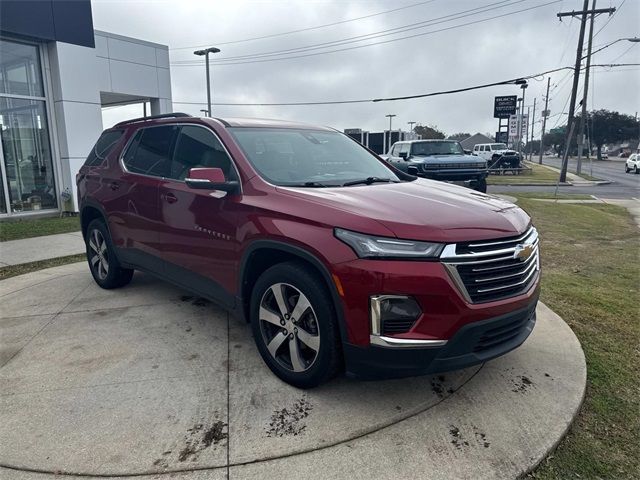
(370, 295), (422, 336)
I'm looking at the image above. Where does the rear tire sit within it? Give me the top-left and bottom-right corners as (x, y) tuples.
(250, 261), (342, 388)
(85, 219), (133, 289)
(635, 166), (639, 174)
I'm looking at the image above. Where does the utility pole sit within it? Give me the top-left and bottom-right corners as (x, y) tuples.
(539, 77), (551, 164)
(577, 0), (597, 175)
(530, 98), (536, 161)
(518, 84), (527, 162)
(557, 1), (615, 182)
(525, 106), (531, 160)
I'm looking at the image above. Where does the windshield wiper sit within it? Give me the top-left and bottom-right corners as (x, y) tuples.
(342, 177), (395, 187)
(287, 181), (330, 188)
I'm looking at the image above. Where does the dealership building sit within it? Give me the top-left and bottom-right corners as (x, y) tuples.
(0, 0), (173, 218)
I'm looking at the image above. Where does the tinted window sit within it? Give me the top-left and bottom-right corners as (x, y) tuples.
(399, 143), (410, 154)
(85, 130), (124, 166)
(123, 126), (178, 177)
(169, 126), (236, 181)
(390, 143), (399, 156)
(411, 141), (464, 156)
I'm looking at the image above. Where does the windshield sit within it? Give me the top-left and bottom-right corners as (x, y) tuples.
(490, 143), (508, 150)
(410, 141), (464, 156)
(229, 127), (400, 186)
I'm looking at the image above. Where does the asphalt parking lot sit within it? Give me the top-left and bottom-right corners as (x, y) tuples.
(0, 263), (586, 480)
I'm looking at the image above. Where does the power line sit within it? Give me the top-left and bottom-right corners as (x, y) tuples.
(592, 0), (626, 39)
(171, 0), (562, 67)
(172, 66), (573, 107)
(172, 0), (519, 64)
(169, 0), (438, 50)
(169, 63), (636, 108)
(608, 43), (639, 63)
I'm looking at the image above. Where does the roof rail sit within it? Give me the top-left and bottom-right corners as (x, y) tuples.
(114, 112), (192, 128)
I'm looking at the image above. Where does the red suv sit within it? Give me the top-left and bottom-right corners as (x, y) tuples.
(77, 113), (540, 388)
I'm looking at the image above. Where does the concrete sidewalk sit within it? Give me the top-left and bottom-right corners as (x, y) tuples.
(0, 232), (84, 266)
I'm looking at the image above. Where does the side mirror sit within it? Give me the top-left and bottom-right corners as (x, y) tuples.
(185, 167), (239, 193)
(398, 151), (409, 160)
(464, 149), (472, 155)
(407, 165), (419, 176)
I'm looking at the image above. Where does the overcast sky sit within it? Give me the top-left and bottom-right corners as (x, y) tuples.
(95, 0), (639, 138)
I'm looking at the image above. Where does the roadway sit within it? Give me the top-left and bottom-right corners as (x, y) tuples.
(490, 156), (640, 199)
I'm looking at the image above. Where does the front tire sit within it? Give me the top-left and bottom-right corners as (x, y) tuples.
(85, 219), (133, 289)
(474, 177), (487, 193)
(635, 166), (639, 174)
(625, 166), (631, 173)
(250, 262), (342, 388)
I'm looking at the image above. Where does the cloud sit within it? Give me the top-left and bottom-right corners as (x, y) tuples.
(94, 0), (640, 136)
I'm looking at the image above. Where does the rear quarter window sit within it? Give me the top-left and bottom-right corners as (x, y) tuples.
(85, 130), (124, 166)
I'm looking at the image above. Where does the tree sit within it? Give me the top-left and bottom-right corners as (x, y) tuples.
(588, 109), (639, 160)
(414, 125), (446, 139)
(543, 128), (566, 154)
(447, 132), (471, 141)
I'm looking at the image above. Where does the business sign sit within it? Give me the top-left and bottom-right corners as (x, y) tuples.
(494, 95), (517, 118)
(344, 128), (362, 135)
(495, 131), (509, 143)
(508, 114), (528, 138)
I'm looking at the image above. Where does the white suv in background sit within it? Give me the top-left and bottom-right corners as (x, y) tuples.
(473, 143), (520, 169)
(625, 153), (639, 174)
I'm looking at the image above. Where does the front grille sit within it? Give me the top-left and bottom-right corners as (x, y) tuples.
(422, 163), (485, 170)
(473, 308), (534, 353)
(382, 318), (416, 335)
(441, 227), (540, 303)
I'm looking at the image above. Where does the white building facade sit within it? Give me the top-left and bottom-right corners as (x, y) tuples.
(0, 1), (172, 217)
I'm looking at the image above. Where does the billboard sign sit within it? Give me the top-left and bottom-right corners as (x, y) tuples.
(494, 95), (517, 118)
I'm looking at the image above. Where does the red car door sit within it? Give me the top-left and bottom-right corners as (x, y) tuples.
(157, 124), (241, 305)
(106, 125), (178, 271)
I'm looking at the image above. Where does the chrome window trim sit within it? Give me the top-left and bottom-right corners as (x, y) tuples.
(118, 122), (243, 194)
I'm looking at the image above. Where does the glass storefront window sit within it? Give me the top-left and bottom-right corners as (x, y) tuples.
(0, 40), (44, 97)
(0, 38), (56, 215)
(0, 97), (57, 213)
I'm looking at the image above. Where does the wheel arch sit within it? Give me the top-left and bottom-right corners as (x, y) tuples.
(238, 240), (348, 343)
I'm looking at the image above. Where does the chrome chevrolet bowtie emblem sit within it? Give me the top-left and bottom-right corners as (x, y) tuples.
(513, 243), (534, 261)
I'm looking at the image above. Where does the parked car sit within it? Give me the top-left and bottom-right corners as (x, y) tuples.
(600, 152), (609, 159)
(77, 114), (540, 388)
(473, 143), (521, 170)
(382, 139), (488, 192)
(625, 153), (640, 173)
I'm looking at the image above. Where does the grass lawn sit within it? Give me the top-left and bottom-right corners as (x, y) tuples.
(488, 163), (560, 185)
(519, 197), (639, 479)
(501, 192), (594, 200)
(0, 215), (80, 242)
(0, 254), (85, 281)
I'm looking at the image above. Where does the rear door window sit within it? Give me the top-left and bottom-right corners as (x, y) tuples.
(85, 130), (124, 166)
(122, 125), (179, 177)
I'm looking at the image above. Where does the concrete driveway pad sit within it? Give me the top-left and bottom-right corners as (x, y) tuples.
(0, 263), (586, 479)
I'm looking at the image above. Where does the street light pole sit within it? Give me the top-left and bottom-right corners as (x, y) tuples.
(539, 77), (551, 164)
(408, 121), (416, 133)
(194, 47), (221, 116)
(385, 114), (396, 154)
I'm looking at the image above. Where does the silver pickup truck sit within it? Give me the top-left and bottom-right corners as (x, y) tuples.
(382, 139), (488, 192)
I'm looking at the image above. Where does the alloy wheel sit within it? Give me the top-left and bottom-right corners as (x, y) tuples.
(88, 228), (109, 280)
(258, 283), (320, 373)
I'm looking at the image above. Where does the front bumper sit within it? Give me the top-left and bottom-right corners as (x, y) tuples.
(343, 296), (538, 379)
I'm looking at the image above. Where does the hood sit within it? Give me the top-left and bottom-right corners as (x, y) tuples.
(276, 179), (530, 243)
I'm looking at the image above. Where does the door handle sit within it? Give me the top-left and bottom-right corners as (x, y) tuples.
(162, 192), (178, 204)
(109, 181), (120, 191)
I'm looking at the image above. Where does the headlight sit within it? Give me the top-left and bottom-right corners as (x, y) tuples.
(335, 228), (444, 259)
